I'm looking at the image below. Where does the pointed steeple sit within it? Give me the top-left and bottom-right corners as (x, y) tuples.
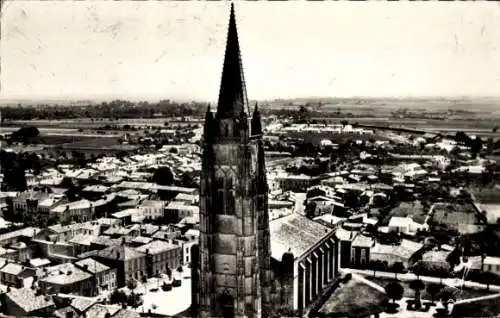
(251, 102), (262, 136)
(204, 105), (214, 143)
(216, 3), (249, 119)
(256, 140), (267, 190)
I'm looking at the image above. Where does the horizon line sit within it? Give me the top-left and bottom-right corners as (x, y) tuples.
(1, 95), (500, 104)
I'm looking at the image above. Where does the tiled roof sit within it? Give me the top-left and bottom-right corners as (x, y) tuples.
(139, 200), (165, 208)
(41, 263), (92, 285)
(270, 213), (334, 261)
(131, 236), (153, 244)
(0, 262), (25, 275)
(0, 227), (41, 242)
(151, 230), (181, 241)
(139, 224), (160, 236)
(166, 201), (199, 213)
(69, 235), (98, 246)
(484, 256), (500, 266)
(371, 239), (423, 260)
(94, 218), (121, 226)
(84, 304), (121, 318)
(352, 234), (375, 248)
(91, 236), (120, 247)
(97, 245), (145, 261)
(70, 297), (97, 313)
(103, 226), (136, 236)
(30, 258), (51, 267)
(335, 228), (355, 241)
(174, 193), (198, 202)
(51, 199), (93, 213)
(5, 287), (54, 313)
(113, 309), (141, 318)
(75, 258), (110, 274)
(136, 240), (179, 255)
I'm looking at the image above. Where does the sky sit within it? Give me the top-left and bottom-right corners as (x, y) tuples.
(1, 1), (500, 102)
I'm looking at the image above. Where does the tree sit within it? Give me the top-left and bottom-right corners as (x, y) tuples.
(297, 106), (309, 122)
(10, 126), (40, 144)
(109, 290), (127, 304)
(471, 136), (483, 157)
(306, 187), (326, 199)
(409, 279), (425, 309)
(369, 260), (385, 276)
(1, 151), (28, 192)
(127, 280), (137, 291)
(455, 131), (471, 145)
(392, 262), (405, 279)
(304, 201), (317, 219)
(152, 166), (174, 186)
(127, 292), (142, 309)
(427, 283), (442, 305)
(438, 287), (457, 315)
(385, 281), (404, 305)
(411, 261), (425, 279)
(180, 172), (197, 188)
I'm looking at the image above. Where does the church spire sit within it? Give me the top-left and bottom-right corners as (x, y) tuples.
(251, 102), (262, 136)
(203, 105), (214, 143)
(216, 3), (249, 119)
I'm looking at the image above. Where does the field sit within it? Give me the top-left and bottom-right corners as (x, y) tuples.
(430, 203), (481, 227)
(60, 137), (137, 151)
(3, 97), (500, 142)
(2, 118), (179, 129)
(308, 117), (500, 139)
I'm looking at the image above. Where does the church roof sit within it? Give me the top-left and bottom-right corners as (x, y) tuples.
(270, 213), (334, 261)
(216, 3), (249, 118)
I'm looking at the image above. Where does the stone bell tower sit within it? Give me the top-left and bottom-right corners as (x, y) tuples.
(192, 4), (273, 318)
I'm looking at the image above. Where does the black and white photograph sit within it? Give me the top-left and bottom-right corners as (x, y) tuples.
(1, 1), (500, 317)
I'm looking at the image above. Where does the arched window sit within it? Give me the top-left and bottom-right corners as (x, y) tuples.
(214, 169), (237, 215)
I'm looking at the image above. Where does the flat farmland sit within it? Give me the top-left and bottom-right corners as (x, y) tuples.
(309, 117), (500, 139)
(60, 137), (136, 150)
(3, 118), (182, 129)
